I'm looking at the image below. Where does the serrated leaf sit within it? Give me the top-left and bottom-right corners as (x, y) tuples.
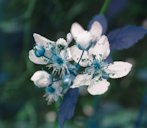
(108, 25), (147, 50)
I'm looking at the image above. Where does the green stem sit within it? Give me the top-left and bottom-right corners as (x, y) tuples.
(24, 0), (37, 19)
(22, 0), (37, 57)
(21, 0), (37, 70)
(99, 0), (111, 14)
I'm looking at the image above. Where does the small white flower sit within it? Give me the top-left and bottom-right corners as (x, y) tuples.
(71, 34), (132, 95)
(31, 70), (52, 88)
(71, 21), (102, 50)
(72, 61), (132, 95)
(29, 33), (73, 77)
(44, 81), (63, 104)
(29, 33), (55, 65)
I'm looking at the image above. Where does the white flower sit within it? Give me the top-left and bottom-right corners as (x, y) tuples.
(29, 33), (73, 77)
(71, 21), (102, 50)
(71, 34), (132, 95)
(31, 70), (52, 88)
(29, 33), (55, 65)
(44, 81), (63, 104)
(69, 35), (109, 67)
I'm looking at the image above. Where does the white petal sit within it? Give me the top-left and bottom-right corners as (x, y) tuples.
(71, 22), (85, 39)
(33, 33), (55, 47)
(89, 35), (110, 60)
(89, 21), (103, 40)
(71, 74), (91, 88)
(87, 79), (110, 95)
(70, 45), (92, 67)
(76, 31), (92, 50)
(31, 71), (52, 88)
(107, 61), (132, 78)
(29, 50), (49, 65)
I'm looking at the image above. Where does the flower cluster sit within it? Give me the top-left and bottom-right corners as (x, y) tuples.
(29, 21), (132, 104)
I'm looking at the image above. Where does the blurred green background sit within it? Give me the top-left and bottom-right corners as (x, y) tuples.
(0, 0), (147, 128)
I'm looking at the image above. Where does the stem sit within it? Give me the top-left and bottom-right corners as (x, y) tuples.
(24, 0), (37, 19)
(76, 50), (84, 68)
(99, 0), (111, 14)
(21, 0), (37, 78)
(69, 69), (76, 76)
(22, 0), (37, 57)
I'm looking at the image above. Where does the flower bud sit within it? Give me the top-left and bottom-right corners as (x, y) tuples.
(31, 71), (52, 88)
(63, 75), (72, 87)
(66, 33), (73, 44)
(56, 38), (68, 49)
(76, 31), (92, 50)
(34, 45), (45, 57)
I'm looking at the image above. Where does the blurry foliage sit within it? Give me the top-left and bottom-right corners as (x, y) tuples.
(0, 0), (147, 128)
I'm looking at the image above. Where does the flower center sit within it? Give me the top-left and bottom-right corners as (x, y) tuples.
(46, 86), (55, 94)
(90, 59), (109, 80)
(92, 60), (101, 70)
(53, 55), (64, 65)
